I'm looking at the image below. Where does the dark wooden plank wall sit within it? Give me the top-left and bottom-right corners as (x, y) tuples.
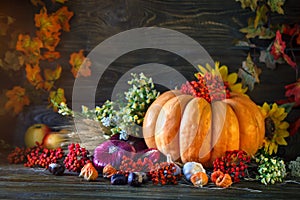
(0, 0), (299, 157)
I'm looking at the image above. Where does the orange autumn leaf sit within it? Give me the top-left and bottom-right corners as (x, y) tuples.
(44, 65), (62, 91)
(36, 30), (61, 51)
(35, 7), (61, 33)
(53, 0), (68, 3)
(53, 6), (73, 32)
(16, 34), (43, 64)
(69, 50), (92, 78)
(48, 88), (66, 111)
(25, 64), (44, 89)
(5, 86), (30, 115)
(31, 0), (45, 7)
(42, 51), (61, 61)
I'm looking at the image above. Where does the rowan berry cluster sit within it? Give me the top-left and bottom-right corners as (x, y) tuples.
(149, 162), (181, 185)
(213, 150), (251, 182)
(7, 146), (30, 164)
(63, 143), (91, 172)
(181, 73), (230, 102)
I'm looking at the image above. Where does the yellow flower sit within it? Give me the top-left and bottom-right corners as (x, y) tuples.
(259, 102), (290, 155)
(195, 62), (248, 95)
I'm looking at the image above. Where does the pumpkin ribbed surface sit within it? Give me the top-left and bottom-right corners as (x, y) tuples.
(143, 90), (265, 167)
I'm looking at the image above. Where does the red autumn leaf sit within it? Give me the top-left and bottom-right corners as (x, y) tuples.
(290, 118), (300, 136)
(283, 24), (300, 45)
(16, 34), (43, 64)
(270, 30), (297, 68)
(35, 7), (61, 33)
(285, 78), (300, 107)
(36, 30), (61, 51)
(43, 65), (62, 91)
(48, 88), (66, 111)
(69, 50), (92, 78)
(297, 34), (300, 45)
(4, 86), (30, 115)
(42, 51), (61, 61)
(53, 6), (73, 32)
(25, 64), (44, 89)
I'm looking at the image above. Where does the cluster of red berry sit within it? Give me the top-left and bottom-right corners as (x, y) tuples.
(119, 155), (155, 174)
(63, 143), (91, 172)
(7, 144), (65, 169)
(24, 144), (65, 168)
(181, 73), (230, 102)
(213, 150), (251, 182)
(149, 162), (181, 185)
(7, 147), (30, 164)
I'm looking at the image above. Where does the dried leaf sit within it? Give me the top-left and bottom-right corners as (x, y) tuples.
(236, 0), (258, 11)
(4, 86), (30, 115)
(259, 50), (277, 69)
(282, 24), (300, 37)
(267, 0), (285, 14)
(44, 65), (62, 91)
(69, 50), (92, 78)
(238, 54), (261, 91)
(53, 0), (68, 3)
(285, 79), (300, 107)
(36, 30), (61, 51)
(30, 0), (45, 6)
(254, 4), (268, 29)
(239, 19), (275, 39)
(42, 51), (61, 61)
(0, 50), (23, 71)
(35, 7), (61, 33)
(25, 64), (44, 89)
(16, 34), (43, 64)
(0, 15), (15, 36)
(53, 6), (74, 32)
(270, 30), (297, 68)
(290, 118), (300, 136)
(49, 88), (66, 111)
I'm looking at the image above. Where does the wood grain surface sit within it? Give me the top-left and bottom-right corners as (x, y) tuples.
(0, 0), (299, 156)
(0, 151), (300, 200)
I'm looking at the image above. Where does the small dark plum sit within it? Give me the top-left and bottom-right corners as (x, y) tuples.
(48, 163), (65, 176)
(111, 174), (127, 185)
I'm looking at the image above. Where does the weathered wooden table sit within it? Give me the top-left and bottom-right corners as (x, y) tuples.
(1, 151), (299, 200)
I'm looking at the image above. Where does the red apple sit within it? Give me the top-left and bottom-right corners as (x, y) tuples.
(43, 132), (66, 149)
(24, 124), (50, 148)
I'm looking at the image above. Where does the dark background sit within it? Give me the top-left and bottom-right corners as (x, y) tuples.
(0, 0), (299, 159)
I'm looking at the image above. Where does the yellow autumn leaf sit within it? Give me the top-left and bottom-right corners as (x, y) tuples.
(48, 88), (66, 111)
(44, 65), (62, 91)
(25, 64), (44, 89)
(4, 86), (30, 115)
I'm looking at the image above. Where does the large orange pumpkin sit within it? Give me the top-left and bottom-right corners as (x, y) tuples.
(142, 90), (265, 167)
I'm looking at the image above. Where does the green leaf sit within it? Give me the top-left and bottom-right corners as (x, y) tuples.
(279, 102), (295, 114)
(236, 0), (258, 11)
(254, 5), (269, 29)
(267, 0), (285, 14)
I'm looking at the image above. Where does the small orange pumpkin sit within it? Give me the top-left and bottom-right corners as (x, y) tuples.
(143, 90), (265, 167)
(190, 171), (208, 187)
